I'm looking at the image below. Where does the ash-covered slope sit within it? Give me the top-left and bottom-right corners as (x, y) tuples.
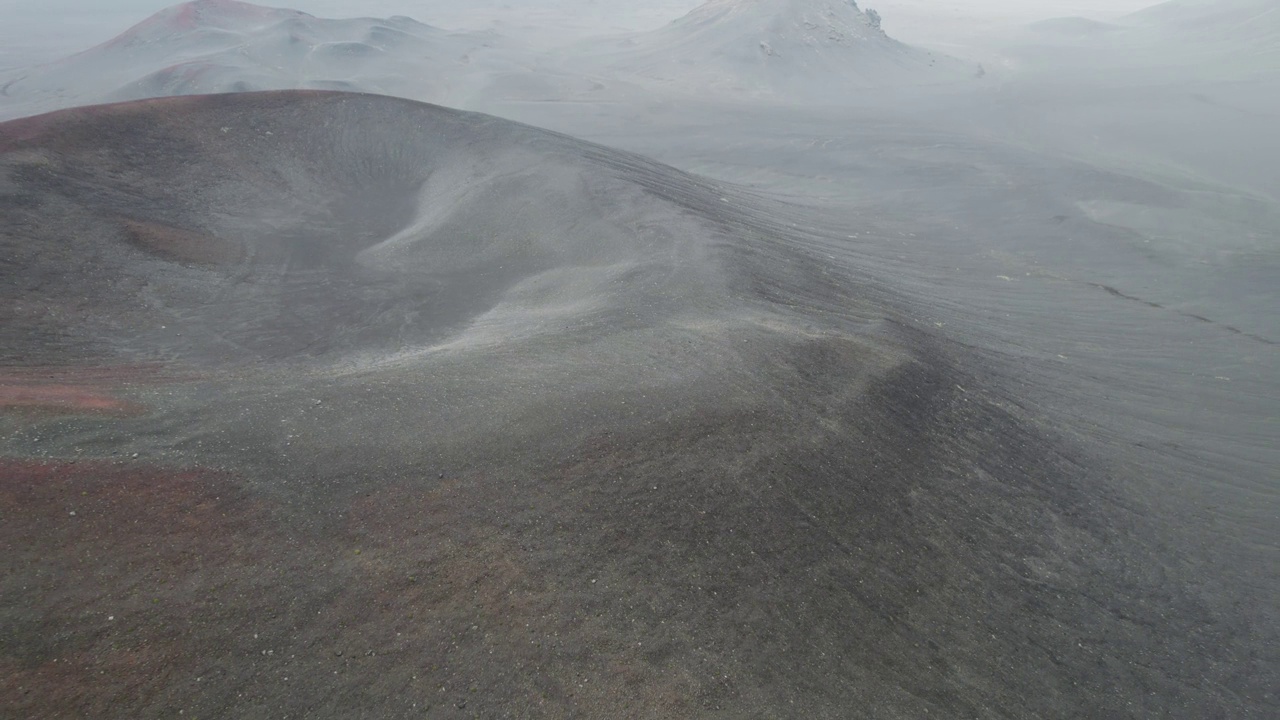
(0, 91), (726, 367)
(0, 0), (520, 121)
(570, 0), (979, 100)
(1, 92), (1268, 718)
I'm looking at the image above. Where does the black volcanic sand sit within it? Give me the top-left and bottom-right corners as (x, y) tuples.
(1, 92), (1275, 718)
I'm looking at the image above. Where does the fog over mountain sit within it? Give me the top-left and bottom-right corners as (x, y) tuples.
(0, 0), (528, 120)
(1, 2), (1276, 718)
(0, 0), (984, 118)
(0, 0), (706, 69)
(1129, 0), (1280, 74)
(1131, 0), (1279, 34)
(1015, 0), (1279, 77)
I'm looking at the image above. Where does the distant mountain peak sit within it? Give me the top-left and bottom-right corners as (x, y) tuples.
(107, 0), (309, 47)
(678, 0), (885, 31)
(663, 0), (890, 47)
(570, 0), (977, 98)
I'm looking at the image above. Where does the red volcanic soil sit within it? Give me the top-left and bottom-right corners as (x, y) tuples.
(0, 384), (135, 415)
(0, 456), (693, 717)
(0, 459), (272, 717)
(0, 365), (169, 416)
(118, 217), (245, 266)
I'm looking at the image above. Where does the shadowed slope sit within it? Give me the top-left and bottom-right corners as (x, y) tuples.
(1, 91), (1272, 718)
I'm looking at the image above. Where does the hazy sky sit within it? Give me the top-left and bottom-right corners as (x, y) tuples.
(0, 0), (1166, 66)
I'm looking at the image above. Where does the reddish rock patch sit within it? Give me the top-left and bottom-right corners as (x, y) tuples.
(118, 217), (245, 266)
(0, 383), (138, 415)
(0, 364), (176, 416)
